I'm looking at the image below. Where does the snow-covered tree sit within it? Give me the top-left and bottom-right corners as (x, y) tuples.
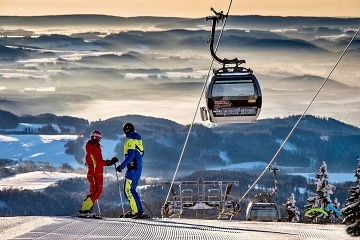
(304, 161), (337, 223)
(341, 158), (360, 236)
(329, 198), (342, 224)
(284, 193), (300, 222)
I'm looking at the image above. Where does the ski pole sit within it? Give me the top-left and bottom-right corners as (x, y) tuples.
(96, 200), (101, 216)
(114, 163), (125, 215)
(139, 195), (156, 218)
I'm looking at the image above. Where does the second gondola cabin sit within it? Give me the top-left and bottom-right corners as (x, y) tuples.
(200, 71), (262, 124)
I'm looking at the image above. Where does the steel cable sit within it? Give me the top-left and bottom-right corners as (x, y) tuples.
(231, 26), (360, 220)
(163, 0), (234, 207)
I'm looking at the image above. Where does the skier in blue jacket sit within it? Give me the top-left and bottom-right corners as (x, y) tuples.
(116, 122), (148, 219)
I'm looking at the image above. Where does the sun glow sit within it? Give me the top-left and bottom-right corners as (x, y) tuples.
(0, 0), (359, 18)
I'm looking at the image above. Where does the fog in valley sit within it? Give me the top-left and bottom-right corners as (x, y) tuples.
(0, 15), (359, 126)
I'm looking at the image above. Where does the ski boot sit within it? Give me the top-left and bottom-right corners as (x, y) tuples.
(132, 212), (150, 219)
(120, 211), (135, 218)
(76, 209), (101, 219)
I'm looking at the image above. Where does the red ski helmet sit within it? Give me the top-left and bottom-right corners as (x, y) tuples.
(90, 130), (102, 141)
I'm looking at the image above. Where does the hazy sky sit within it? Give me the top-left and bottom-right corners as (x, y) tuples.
(0, 0), (359, 18)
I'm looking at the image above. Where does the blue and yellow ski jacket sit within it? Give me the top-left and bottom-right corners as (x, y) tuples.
(119, 131), (144, 171)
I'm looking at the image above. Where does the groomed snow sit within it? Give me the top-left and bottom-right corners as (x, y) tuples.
(0, 216), (353, 240)
(0, 216), (56, 239)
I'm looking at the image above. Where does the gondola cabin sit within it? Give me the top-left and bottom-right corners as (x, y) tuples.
(246, 201), (281, 222)
(200, 72), (262, 124)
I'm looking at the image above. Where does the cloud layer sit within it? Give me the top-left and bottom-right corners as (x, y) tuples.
(0, 15), (359, 126)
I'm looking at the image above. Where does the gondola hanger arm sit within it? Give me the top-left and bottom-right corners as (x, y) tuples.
(206, 8), (245, 66)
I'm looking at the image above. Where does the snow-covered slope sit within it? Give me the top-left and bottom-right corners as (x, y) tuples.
(0, 133), (120, 168)
(0, 134), (80, 167)
(0, 216), (352, 240)
(0, 171), (86, 190)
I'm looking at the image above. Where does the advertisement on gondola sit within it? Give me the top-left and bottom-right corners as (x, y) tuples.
(212, 98), (257, 116)
(213, 107), (257, 117)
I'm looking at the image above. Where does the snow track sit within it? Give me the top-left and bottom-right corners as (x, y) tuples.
(2, 216), (351, 240)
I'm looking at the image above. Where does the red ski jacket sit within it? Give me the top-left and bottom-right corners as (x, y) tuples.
(85, 139), (108, 174)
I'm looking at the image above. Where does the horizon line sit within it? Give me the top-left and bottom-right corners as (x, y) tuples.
(0, 14), (359, 19)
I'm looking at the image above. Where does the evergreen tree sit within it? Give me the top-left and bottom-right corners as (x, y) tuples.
(341, 158), (360, 236)
(304, 161), (337, 223)
(0, 110), (19, 129)
(329, 198), (342, 224)
(284, 193), (300, 222)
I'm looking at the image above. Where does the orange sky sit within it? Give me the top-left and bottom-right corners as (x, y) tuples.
(0, 0), (359, 18)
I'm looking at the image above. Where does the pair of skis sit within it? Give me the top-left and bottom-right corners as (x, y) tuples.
(73, 165), (119, 220)
(74, 197), (102, 219)
(73, 164), (155, 220)
(74, 211), (102, 219)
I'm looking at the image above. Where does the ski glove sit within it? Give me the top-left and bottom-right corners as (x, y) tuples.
(116, 165), (122, 172)
(106, 157), (119, 166)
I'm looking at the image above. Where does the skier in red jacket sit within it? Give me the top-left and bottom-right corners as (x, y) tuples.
(78, 130), (118, 214)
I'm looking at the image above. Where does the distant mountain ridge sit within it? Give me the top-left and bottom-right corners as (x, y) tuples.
(0, 14), (359, 159)
(1, 15), (360, 29)
(1, 110), (359, 176)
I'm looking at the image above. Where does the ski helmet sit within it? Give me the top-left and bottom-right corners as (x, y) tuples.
(90, 130), (102, 141)
(123, 122), (134, 134)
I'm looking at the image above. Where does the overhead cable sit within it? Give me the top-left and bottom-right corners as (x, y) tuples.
(163, 0), (234, 206)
